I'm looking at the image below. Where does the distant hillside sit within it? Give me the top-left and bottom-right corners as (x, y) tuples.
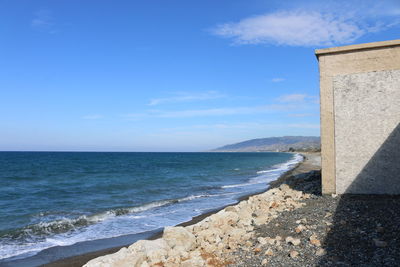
(212, 136), (321, 152)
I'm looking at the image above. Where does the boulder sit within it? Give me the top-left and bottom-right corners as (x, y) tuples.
(163, 226), (196, 251)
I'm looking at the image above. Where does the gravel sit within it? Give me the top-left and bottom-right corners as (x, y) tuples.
(228, 167), (400, 267)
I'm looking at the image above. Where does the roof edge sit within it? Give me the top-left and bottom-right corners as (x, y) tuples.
(315, 39), (400, 57)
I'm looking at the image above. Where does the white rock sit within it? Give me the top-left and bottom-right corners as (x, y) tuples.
(163, 226), (196, 251)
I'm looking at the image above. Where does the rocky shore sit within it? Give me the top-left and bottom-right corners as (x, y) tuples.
(83, 153), (320, 267)
(74, 152), (400, 267)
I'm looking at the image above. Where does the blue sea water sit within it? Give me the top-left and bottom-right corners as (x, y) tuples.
(0, 152), (302, 261)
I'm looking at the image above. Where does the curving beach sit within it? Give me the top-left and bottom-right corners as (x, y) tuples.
(42, 153), (321, 267)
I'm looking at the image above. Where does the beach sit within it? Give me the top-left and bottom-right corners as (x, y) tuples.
(47, 153), (318, 267)
(75, 152), (400, 267)
(0, 152), (301, 267)
(7, 152), (397, 267)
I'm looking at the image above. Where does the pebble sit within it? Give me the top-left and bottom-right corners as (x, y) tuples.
(373, 239), (388, 248)
(309, 234), (321, 247)
(316, 248), (326, 256)
(285, 236), (301, 246)
(253, 247), (262, 253)
(295, 224), (306, 233)
(261, 258), (269, 265)
(289, 250), (299, 258)
(265, 248), (274, 256)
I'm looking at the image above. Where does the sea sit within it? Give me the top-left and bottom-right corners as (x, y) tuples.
(0, 152), (302, 263)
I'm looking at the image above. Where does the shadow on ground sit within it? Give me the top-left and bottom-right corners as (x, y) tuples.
(318, 124), (400, 266)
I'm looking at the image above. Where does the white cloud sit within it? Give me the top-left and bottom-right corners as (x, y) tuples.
(211, 2), (400, 47)
(288, 113), (316, 117)
(288, 123), (320, 129)
(271, 78), (285, 83)
(277, 94), (319, 104)
(212, 11), (365, 46)
(31, 9), (57, 34)
(82, 114), (103, 120)
(160, 122), (320, 133)
(148, 91), (225, 106)
(278, 94), (307, 102)
(123, 103), (298, 119)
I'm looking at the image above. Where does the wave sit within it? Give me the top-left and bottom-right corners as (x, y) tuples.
(3, 194), (212, 240)
(0, 153), (304, 261)
(221, 182), (258, 189)
(222, 153), (303, 189)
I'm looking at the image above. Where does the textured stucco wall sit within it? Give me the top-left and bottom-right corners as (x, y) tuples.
(316, 40), (400, 194)
(333, 69), (400, 194)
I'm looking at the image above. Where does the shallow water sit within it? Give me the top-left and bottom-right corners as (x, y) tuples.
(0, 152), (302, 261)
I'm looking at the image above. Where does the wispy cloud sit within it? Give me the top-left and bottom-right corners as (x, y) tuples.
(288, 123), (320, 129)
(277, 94), (319, 103)
(123, 103), (298, 119)
(160, 122), (320, 133)
(271, 78), (285, 83)
(211, 1), (400, 46)
(288, 113), (316, 118)
(148, 91), (225, 106)
(82, 114), (103, 120)
(31, 9), (57, 34)
(277, 94), (307, 102)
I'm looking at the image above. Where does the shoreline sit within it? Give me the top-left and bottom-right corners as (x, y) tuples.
(2, 152), (310, 267)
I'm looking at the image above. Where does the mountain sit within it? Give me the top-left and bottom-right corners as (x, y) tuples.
(211, 136), (321, 152)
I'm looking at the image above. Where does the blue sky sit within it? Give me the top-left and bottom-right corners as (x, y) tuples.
(1, 0), (399, 151)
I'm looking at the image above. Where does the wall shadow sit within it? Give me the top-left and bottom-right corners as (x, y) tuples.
(345, 123), (400, 194)
(318, 123), (400, 266)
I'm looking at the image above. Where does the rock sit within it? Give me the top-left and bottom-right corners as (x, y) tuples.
(316, 248), (326, 256)
(309, 234), (321, 247)
(265, 248), (274, 256)
(376, 226), (385, 233)
(180, 256), (205, 267)
(261, 258), (269, 265)
(168, 246), (188, 259)
(373, 239), (388, 247)
(266, 237), (275, 245)
(296, 218), (307, 224)
(163, 226), (196, 251)
(253, 247), (262, 253)
(224, 206), (237, 212)
(270, 201), (279, 209)
(257, 237), (268, 246)
(291, 238), (301, 246)
(84, 247), (147, 267)
(289, 250), (299, 258)
(285, 236), (301, 246)
(279, 184), (290, 191)
(295, 224), (306, 233)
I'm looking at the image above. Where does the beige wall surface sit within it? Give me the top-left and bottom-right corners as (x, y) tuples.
(334, 69), (400, 194)
(316, 40), (400, 194)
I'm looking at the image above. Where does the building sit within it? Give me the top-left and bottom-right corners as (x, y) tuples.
(316, 40), (400, 194)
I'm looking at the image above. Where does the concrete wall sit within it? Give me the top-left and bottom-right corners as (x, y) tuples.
(316, 40), (400, 194)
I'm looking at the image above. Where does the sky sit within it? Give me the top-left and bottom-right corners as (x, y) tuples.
(0, 0), (399, 152)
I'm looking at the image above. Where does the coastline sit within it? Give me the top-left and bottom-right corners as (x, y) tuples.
(2, 152), (312, 267)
